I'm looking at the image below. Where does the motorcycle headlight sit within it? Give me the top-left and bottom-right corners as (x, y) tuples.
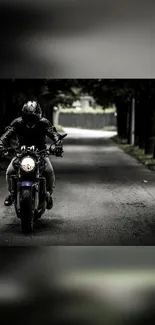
(20, 157), (35, 172)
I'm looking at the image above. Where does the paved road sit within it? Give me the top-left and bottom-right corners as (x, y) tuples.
(1, 128), (155, 245)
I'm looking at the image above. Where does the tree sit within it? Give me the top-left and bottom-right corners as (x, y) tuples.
(1, 78), (155, 156)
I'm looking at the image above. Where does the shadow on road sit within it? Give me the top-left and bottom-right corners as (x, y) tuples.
(0, 213), (65, 237)
(35, 214), (64, 233)
(55, 164), (147, 185)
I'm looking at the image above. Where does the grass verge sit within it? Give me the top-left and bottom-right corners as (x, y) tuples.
(113, 135), (155, 172)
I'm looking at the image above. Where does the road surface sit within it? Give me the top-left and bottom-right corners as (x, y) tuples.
(1, 128), (155, 245)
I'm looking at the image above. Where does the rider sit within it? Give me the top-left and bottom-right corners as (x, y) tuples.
(0, 101), (63, 209)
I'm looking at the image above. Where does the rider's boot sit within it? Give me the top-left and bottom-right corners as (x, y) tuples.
(4, 194), (13, 206)
(46, 190), (53, 210)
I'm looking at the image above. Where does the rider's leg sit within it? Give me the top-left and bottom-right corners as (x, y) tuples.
(4, 158), (16, 206)
(43, 157), (55, 209)
(43, 157), (55, 193)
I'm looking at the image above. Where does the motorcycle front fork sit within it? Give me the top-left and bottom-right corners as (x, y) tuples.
(10, 176), (47, 212)
(10, 176), (17, 201)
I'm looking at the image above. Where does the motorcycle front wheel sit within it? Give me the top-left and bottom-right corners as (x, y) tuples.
(20, 188), (34, 233)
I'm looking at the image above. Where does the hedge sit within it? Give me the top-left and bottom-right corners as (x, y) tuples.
(59, 107), (116, 114)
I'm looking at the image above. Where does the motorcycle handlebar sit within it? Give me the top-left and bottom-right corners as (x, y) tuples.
(38, 133), (67, 155)
(38, 148), (62, 157)
(0, 133), (67, 156)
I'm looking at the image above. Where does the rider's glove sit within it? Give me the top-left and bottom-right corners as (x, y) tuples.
(0, 144), (4, 153)
(55, 140), (63, 156)
(0, 145), (4, 157)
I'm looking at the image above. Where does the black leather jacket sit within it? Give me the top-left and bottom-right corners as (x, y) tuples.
(0, 117), (60, 150)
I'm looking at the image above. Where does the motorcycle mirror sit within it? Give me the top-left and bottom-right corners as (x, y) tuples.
(59, 133), (67, 140)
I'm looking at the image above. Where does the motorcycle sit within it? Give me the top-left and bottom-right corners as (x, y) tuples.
(1, 133), (67, 233)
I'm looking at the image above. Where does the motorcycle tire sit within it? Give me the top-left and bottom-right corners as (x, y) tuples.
(20, 188), (34, 233)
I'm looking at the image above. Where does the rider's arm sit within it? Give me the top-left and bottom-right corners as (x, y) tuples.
(0, 119), (18, 146)
(44, 119), (60, 143)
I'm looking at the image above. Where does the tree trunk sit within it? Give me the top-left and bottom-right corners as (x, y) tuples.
(129, 98), (135, 145)
(0, 80), (13, 133)
(127, 103), (131, 144)
(136, 95), (147, 149)
(145, 136), (155, 155)
(116, 102), (128, 139)
(145, 100), (155, 155)
(134, 99), (141, 146)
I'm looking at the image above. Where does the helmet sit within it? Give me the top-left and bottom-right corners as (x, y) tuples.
(22, 101), (42, 127)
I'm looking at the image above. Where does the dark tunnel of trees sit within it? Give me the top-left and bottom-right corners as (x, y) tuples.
(0, 79), (155, 157)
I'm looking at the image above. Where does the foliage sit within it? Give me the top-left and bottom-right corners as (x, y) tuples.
(76, 79), (135, 106)
(43, 79), (82, 106)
